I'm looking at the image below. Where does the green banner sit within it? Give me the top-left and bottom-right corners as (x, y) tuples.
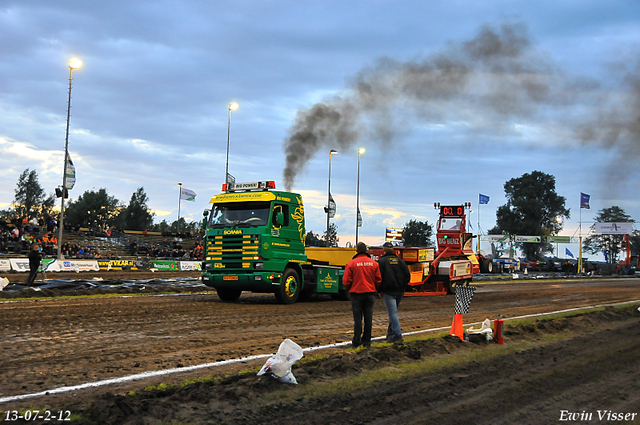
(150, 260), (180, 271)
(548, 236), (571, 243)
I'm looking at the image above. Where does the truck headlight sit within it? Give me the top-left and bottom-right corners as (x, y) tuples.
(203, 262), (212, 270)
(255, 262), (264, 269)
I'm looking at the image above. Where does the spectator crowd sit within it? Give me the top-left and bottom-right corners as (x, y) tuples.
(1, 215), (203, 260)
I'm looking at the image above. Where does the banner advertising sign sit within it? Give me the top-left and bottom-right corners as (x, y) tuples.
(548, 236), (571, 243)
(484, 235), (510, 243)
(0, 259), (10, 271)
(9, 259), (57, 272)
(9, 259), (31, 272)
(595, 222), (633, 235)
(151, 260), (180, 271)
(179, 261), (202, 271)
(56, 259), (100, 272)
(385, 228), (403, 243)
(513, 235), (541, 243)
(8, 258), (94, 272)
(97, 260), (139, 271)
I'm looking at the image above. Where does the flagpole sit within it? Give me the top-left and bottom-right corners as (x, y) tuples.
(326, 150), (337, 246)
(578, 195), (583, 273)
(177, 183), (182, 235)
(477, 197), (481, 254)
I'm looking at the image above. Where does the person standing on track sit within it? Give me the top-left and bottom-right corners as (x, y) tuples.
(377, 242), (411, 343)
(26, 243), (42, 287)
(343, 242), (382, 348)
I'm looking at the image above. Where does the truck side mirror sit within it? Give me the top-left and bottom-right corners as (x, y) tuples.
(202, 210), (209, 227)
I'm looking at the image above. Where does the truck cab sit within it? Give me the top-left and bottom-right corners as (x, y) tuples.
(201, 181), (307, 303)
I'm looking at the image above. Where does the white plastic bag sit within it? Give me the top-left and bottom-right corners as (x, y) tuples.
(465, 318), (494, 341)
(0, 277), (9, 291)
(257, 339), (303, 384)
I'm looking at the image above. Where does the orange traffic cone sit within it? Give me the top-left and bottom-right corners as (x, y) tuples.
(450, 313), (464, 340)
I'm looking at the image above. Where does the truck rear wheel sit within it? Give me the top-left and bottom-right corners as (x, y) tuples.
(216, 288), (242, 302)
(481, 259), (493, 273)
(275, 268), (301, 304)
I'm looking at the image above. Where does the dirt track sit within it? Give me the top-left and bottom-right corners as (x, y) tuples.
(0, 275), (639, 424)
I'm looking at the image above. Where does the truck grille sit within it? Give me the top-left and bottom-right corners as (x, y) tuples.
(205, 234), (260, 265)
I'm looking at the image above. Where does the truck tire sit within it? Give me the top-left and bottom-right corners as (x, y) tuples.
(275, 268), (301, 304)
(482, 259), (493, 274)
(217, 288), (242, 302)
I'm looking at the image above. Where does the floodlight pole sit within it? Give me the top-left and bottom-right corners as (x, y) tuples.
(177, 183), (182, 235)
(355, 148), (365, 244)
(326, 150), (337, 246)
(57, 59), (81, 259)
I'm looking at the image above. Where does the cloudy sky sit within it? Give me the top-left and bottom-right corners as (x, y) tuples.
(1, 1), (639, 257)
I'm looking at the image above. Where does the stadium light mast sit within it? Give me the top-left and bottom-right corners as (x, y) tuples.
(355, 148), (365, 244)
(225, 102), (239, 185)
(325, 149), (338, 246)
(57, 58), (82, 259)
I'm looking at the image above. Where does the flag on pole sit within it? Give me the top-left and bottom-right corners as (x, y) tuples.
(65, 155), (76, 190)
(180, 187), (197, 202)
(328, 193), (336, 218)
(357, 209), (363, 227)
(565, 248), (574, 258)
(580, 193), (590, 209)
(454, 286), (477, 314)
(479, 194), (490, 205)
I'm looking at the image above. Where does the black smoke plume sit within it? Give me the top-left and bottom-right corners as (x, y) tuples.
(282, 22), (640, 191)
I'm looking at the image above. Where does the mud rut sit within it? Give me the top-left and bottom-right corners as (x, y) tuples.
(1, 276), (639, 424)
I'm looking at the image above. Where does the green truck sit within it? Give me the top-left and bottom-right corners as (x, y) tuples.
(201, 181), (353, 304)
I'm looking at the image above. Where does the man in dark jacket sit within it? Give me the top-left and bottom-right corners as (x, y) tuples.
(377, 242), (411, 343)
(26, 243), (42, 287)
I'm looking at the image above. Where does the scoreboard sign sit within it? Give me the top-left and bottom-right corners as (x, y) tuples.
(440, 205), (465, 217)
(385, 228), (403, 243)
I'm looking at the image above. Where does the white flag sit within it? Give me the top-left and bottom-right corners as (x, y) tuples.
(180, 187), (197, 202)
(65, 155), (76, 190)
(328, 193), (336, 218)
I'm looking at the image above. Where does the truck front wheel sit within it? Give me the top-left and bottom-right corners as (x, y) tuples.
(275, 268), (301, 304)
(217, 288), (242, 302)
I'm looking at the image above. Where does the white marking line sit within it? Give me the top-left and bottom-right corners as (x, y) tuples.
(1, 299), (638, 405)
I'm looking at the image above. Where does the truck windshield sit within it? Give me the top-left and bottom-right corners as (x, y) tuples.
(208, 202), (271, 228)
(439, 217), (462, 231)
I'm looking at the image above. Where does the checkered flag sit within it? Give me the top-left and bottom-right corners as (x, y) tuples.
(454, 286), (476, 314)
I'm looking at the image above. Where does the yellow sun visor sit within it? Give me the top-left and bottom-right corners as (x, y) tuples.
(210, 192), (276, 204)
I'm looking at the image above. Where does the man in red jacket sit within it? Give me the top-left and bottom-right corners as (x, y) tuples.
(343, 242), (382, 348)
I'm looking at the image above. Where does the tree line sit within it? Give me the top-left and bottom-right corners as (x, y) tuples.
(2, 168), (199, 235)
(5, 168), (638, 264)
(307, 170), (638, 264)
